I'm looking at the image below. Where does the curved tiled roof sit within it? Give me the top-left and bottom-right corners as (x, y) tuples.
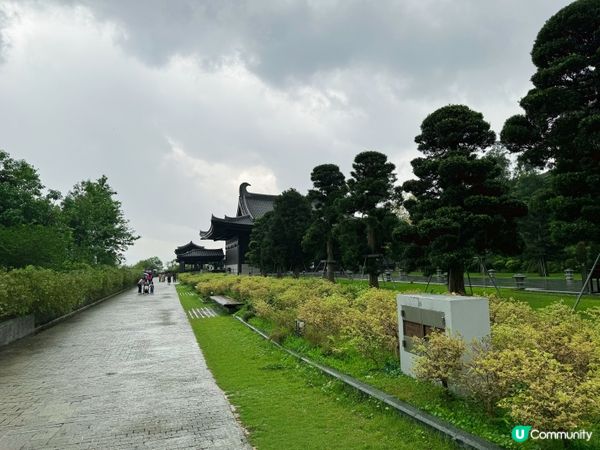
(174, 241), (203, 255)
(238, 183), (277, 220)
(176, 246), (224, 263)
(180, 248), (224, 258)
(200, 183), (278, 240)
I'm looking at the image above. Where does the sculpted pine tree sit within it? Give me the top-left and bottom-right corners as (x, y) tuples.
(399, 105), (526, 294)
(347, 151), (397, 288)
(501, 0), (600, 264)
(304, 164), (347, 282)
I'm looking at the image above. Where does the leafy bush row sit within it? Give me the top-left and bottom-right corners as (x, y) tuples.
(180, 272), (600, 437)
(180, 273), (397, 365)
(0, 265), (138, 324)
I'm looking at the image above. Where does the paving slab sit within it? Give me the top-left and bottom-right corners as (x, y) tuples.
(0, 283), (250, 450)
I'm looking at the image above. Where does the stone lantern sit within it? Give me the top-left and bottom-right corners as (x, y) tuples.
(513, 273), (526, 289)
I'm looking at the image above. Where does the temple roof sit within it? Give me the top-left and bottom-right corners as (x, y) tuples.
(237, 182), (278, 220)
(174, 241), (203, 255)
(200, 183), (277, 241)
(176, 246), (224, 262)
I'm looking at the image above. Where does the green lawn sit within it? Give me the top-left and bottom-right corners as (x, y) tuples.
(401, 271), (582, 280)
(338, 279), (599, 312)
(175, 285), (456, 450)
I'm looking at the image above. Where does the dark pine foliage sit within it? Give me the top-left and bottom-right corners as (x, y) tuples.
(501, 0), (600, 266)
(399, 105), (527, 294)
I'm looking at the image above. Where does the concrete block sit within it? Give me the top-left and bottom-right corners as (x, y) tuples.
(0, 314), (35, 347)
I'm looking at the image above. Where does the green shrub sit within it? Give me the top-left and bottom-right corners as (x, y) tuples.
(504, 258), (522, 273)
(0, 265), (138, 324)
(344, 289), (399, 365)
(299, 293), (351, 352)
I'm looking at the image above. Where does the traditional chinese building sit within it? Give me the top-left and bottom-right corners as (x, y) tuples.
(174, 241), (224, 272)
(200, 182), (277, 274)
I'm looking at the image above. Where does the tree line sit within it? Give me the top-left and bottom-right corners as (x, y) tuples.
(247, 0), (600, 293)
(0, 150), (137, 269)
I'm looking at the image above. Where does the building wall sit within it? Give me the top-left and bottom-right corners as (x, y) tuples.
(225, 238), (239, 269)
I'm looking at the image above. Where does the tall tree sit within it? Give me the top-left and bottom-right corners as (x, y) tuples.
(0, 151), (71, 269)
(62, 176), (138, 265)
(246, 211), (275, 275)
(0, 150), (60, 226)
(347, 151), (398, 288)
(270, 189), (312, 276)
(501, 0), (600, 270)
(399, 105), (527, 294)
(510, 169), (559, 275)
(0, 225), (72, 269)
(303, 164), (347, 282)
(133, 256), (164, 272)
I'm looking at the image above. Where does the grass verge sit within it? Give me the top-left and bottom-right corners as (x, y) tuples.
(175, 284), (457, 450)
(248, 315), (600, 450)
(337, 279), (599, 311)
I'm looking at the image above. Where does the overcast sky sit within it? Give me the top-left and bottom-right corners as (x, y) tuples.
(0, 0), (572, 265)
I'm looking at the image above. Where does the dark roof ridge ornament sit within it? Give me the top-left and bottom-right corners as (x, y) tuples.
(239, 182), (251, 196)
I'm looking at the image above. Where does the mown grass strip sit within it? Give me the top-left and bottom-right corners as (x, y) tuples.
(337, 279), (599, 311)
(175, 286), (457, 450)
(235, 315), (499, 450)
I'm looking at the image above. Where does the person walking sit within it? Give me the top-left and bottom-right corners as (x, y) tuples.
(172, 272), (177, 283)
(137, 277), (144, 294)
(167, 274), (171, 284)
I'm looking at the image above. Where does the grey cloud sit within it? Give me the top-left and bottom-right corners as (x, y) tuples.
(0, 0), (573, 264)
(53, 0), (569, 92)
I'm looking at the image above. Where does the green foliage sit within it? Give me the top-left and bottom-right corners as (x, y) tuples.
(344, 289), (399, 365)
(303, 164), (347, 282)
(346, 151), (399, 287)
(246, 211), (275, 274)
(270, 189), (312, 274)
(0, 265), (138, 323)
(181, 274), (400, 368)
(414, 296), (600, 431)
(413, 331), (466, 389)
(0, 225), (72, 269)
(62, 175), (138, 265)
(133, 256), (163, 272)
(0, 150), (60, 227)
(501, 0), (600, 250)
(247, 189), (312, 275)
(399, 105), (527, 293)
(0, 151), (138, 269)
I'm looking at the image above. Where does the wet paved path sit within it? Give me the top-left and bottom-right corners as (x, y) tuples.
(0, 283), (249, 449)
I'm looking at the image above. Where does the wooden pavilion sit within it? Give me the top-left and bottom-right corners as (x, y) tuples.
(174, 241), (224, 272)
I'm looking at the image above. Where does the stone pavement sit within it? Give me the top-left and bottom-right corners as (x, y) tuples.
(0, 283), (250, 449)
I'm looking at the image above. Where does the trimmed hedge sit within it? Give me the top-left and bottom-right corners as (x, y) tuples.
(0, 265), (138, 324)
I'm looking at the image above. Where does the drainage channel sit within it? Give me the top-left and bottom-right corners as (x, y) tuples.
(235, 315), (501, 450)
